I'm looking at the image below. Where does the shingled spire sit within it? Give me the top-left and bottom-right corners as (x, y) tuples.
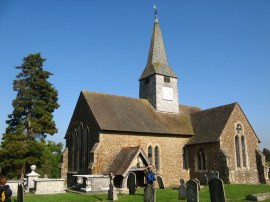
(139, 6), (179, 113)
(139, 6), (177, 80)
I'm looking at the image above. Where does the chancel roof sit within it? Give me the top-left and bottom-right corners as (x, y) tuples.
(187, 103), (237, 145)
(82, 91), (196, 136)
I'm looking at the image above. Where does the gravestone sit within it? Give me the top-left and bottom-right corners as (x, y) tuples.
(178, 178), (186, 200)
(157, 176), (165, 189)
(209, 171), (215, 181)
(107, 173), (118, 201)
(186, 179), (199, 202)
(193, 178), (200, 191)
(17, 183), (24, 202)
(127, 172), (136, 195)
(144, 184), (156, 202)
(214, 171), (219, 179)
(209, 178), (226, 202)
(204, 174), (208, 185)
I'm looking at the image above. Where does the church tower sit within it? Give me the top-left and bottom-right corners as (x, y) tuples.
(139, 7), (179, 113)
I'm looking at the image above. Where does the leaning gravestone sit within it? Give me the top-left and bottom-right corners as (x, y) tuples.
(209, 178), (226, 202)
(157, 176), (165, 189)
(193, 178), (200, 191)
(178, 178), (186, 200)
(186, 179), (199, 202)
(127, 172), (136, 195)
(107, 173), (118, 201)
(144, 184), (156, 202)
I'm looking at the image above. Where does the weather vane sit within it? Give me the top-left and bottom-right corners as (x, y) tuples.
(154, 5), (158, 21)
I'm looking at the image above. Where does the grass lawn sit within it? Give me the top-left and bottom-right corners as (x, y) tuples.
(14, 184), (270, 202)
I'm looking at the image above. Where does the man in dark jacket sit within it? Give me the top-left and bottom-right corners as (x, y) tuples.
(0, 175), (12, 202)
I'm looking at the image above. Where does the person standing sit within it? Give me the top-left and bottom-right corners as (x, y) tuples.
(0, 175), (12, 202)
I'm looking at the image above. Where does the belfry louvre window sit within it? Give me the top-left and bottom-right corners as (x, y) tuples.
(164, 76), (170, 83)
(197, 149), (206, 171)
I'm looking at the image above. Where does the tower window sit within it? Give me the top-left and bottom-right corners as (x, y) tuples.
(164, 76), (170, 83)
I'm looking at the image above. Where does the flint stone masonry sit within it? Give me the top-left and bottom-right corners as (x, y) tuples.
(34, 179), (66, 195)
(140, 75), (179, 113)
(93, 132), (190, 187)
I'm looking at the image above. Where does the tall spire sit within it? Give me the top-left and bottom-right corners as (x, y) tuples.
(154, 5), (158, 22)
(139, 6), (177, 80)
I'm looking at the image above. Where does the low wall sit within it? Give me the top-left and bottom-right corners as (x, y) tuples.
(7, 180), (24, 196)
(34, 178), (66, 195)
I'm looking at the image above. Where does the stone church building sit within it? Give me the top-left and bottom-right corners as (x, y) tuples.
(64, 12), (268, 188)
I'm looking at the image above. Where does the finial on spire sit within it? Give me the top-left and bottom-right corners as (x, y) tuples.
(154, 5), (158, 22)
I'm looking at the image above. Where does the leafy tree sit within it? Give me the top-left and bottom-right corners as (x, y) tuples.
(39, 141), (63, 178)
(263, 148), (270, 164)
(0, 53), (59, 178)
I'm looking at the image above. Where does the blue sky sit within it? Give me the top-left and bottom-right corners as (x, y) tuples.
(0, 0), (269, 149)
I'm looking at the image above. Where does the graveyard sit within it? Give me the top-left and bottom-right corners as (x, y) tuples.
(12, 184), (270, 202)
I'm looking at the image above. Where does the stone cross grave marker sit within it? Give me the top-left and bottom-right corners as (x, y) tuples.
(107, 173), (118, 201)
(209, 178), (226, 202)
(209, 170), (219, 181)
(186, 179), (199, 202)
(127, 172), (136, 195)
(178, 178), (186, 200)
(157, 176), (165, 189)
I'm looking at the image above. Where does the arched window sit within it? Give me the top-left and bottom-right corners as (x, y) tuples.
(182, 146), (189, 170)
(235, 123), (248, 169)
(197, 149), (206, 171)
(154, 146), (159, 170)
(235, 135), (241, 168)
(73, 131), (77, 170)
(241, 136), (247, 167)
(148, 146), (153, 164)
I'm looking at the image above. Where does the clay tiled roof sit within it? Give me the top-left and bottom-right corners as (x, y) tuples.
(82, 91), (195, 135)
(187, 103), (237, 145)
(108, 146), (149, 177)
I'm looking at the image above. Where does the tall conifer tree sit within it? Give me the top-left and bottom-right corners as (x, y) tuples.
(0, 53), (59, 178)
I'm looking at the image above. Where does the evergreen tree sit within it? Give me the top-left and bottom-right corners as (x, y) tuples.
(0, 53), (59, 178)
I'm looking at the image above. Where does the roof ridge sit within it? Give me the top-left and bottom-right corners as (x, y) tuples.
(191, 102), (238, 114)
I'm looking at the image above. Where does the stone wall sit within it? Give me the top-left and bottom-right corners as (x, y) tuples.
(139, 75), (179, 113)
(92, 132), (190, 187)
(220, 104), (259, 184)
(187, 142), (227, 184)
